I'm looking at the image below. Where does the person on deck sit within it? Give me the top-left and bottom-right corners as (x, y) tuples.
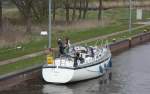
(74, 52), (80, 67)
(57, 38), (65, 56)
(64, 37), (71, 53)
(90, 47), (94, 57)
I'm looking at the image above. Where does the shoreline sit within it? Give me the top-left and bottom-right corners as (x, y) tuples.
(0, 31), (150, 91)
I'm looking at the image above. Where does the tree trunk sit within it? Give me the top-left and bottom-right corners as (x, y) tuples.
(83, 0), (88, 19)
(31, 5), (40, 22)
(98, 0), (102, 21)
(52, 0), (56, 23)
(0, 0), (2, 33)
(78, 0), (82, 19)
(65, 0), (70, 23)
(72, 0), (77, 21)
(11, 0), (33, 34)
(25, 0), (32, 34)
(26, 14), (32, 34)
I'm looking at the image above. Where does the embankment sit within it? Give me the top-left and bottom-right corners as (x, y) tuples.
(0, 32), (150, 91)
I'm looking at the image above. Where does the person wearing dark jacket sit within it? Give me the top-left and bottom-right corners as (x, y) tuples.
(74, 52), (80, 67)
(57, 39), (65, 55)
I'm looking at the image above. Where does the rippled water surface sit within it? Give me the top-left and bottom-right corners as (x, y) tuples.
(1, 43), (150, 94)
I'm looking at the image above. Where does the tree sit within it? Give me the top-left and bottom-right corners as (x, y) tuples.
(72, 0), (77, 21)
(65, 0), (70, 23)
(78, 0), (82, 19)
(52, 0), (56, 23)
(0, 0), (2, 33)
(31, 0), (48, 23)
(83, 0), (89, 19)
(25, 0), (32, 34)
(11, 0), (33, 34)
(98, 0), (102, 20)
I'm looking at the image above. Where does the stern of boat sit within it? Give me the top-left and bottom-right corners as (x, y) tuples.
(42, 64), (74, 84)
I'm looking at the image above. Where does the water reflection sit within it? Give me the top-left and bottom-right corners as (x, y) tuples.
(42, 84), (73, 94)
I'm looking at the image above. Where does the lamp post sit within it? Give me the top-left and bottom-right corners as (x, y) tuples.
(48, 0), (52, 48)
(129, 0), (132, 32)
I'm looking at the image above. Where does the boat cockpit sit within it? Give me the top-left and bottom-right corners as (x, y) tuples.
(52, 46), (106, 67)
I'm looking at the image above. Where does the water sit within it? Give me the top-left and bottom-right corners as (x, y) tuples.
(1, 43), (150, 94)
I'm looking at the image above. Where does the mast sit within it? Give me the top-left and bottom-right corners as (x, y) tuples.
(48, 0), (52, 48)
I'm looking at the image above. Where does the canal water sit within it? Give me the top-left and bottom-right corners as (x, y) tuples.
(1, 43), (150, 94)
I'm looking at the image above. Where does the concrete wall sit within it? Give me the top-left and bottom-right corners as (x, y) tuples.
(130, 32), (150, 46)
(110, 39), (130, 54)
(141, 32), (150, 43)
(110, 32), (150, 54)
(0, 65), (42, 91)
(131, 35), (142, 46)
(0, 32), (150, 91)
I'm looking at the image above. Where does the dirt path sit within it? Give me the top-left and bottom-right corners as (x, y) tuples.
(0, 24), (149, 66)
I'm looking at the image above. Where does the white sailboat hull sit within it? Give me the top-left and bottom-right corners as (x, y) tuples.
(42, 58), (111, 84)
(42, 46), (112, 84)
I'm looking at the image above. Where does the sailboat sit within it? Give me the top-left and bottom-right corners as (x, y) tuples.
(42, 0), (112, 84)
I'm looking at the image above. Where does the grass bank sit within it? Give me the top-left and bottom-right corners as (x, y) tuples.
(0, 25), (150, 76)
(0, 55), (45, 75)
(0, 23), (139, 61)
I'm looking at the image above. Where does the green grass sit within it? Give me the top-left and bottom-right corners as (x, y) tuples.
(0, 55), (45, 75)
(87, 26), (150, 46)
(0, 25), (149, 76)
(143, 10), (150, 20)
(0, 37), (47, 61)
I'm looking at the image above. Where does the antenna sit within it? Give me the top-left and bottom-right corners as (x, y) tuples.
(95, 40), (100, 47)
(101, 40), (104, 47)
(105, 40), (109, 49)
